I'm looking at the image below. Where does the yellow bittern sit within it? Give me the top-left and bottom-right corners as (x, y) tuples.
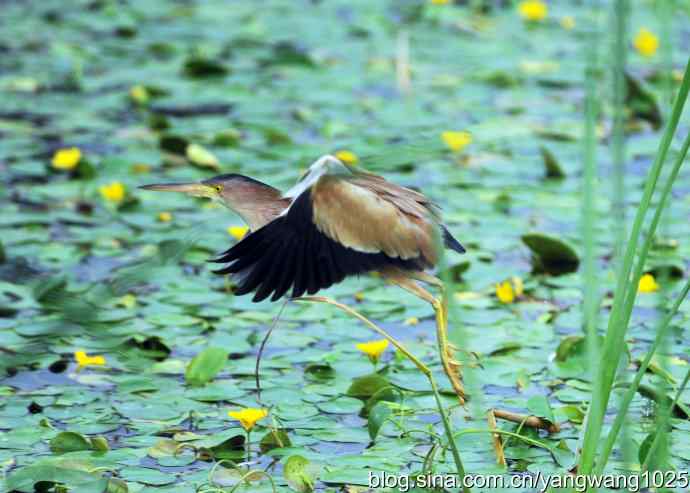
(141, 155), (467, 402)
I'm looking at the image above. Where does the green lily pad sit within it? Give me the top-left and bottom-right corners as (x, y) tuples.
(539, 146), (566, 179)
(367, 401), (393, 441)
(185, 347), (228, 387)
(49, 432), (93, 454)
(625, 72), (662, 130)
(346, 374), (392, 399)
(526, 395), (556, 427)
(260, 429), (292, 453)
(284, 455), (319, 493)
(522, 233), (580, 275)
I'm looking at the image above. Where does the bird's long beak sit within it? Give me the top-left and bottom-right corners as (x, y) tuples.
(139, 182), (216, 198)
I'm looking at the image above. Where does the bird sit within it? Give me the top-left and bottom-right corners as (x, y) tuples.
(141, 155), (467, 402)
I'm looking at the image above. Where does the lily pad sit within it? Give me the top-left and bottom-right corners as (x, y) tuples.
(522, 233), (580, 275)
(185, 347), (228, 387)
(346, 374), (392, 399)
(284, 455), (319, 493)
(49, 432), (93, 454)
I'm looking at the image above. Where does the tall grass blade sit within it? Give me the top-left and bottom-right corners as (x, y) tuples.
(641, 367), (690, 470)
(596, 277), (690, 471)
(578, 57), (690, 476)
(611, 0), (628, 270)
(582, 0), (600, 381)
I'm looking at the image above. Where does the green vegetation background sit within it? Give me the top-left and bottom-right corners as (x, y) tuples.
(1, 1), (689, 492)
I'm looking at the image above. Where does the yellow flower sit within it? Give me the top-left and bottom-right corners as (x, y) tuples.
(354, 291), (365, 302)
(74, 351), (106, 369)
(404, 316), (419, 326)
(228, 408), (268, 432)
(99, 182), (126, 203)
(518, 0), (547, 22)
(496, 281), (515, 304)
(158, 212), (173, 222)
(129, 84), (149, 104)
(430, 0), (450, 4)
(441, 131), (472, 152)
(638, 273), (659, 293)
(51, 147), (82, 170)
(634, 28), (659, 57)
(227, 225), (249, 240)
(560, 16), (575, 30)
(335, 150), (358, 165)
(356, 339), (389, 364)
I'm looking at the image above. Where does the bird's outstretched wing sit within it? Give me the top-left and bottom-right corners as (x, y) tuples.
(210, 174), (441, 302)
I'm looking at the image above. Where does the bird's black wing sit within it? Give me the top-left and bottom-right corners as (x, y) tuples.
(209, 189), (425, 302)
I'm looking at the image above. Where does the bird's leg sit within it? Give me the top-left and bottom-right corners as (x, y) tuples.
(383, 272), (466, 405)
(292, 296), (432, 378)
(405, 274), (560, 434)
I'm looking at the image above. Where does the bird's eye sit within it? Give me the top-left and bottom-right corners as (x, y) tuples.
(214, 185), (223, 192)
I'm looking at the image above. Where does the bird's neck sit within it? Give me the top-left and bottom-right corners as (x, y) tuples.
(220, 179), (289, 230)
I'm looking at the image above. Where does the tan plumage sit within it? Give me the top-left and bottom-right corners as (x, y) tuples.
(312, 175), (439, 264)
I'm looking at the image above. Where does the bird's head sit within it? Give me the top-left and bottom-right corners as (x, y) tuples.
(140, 174), (285, 230)
(140, 174), (264, 203)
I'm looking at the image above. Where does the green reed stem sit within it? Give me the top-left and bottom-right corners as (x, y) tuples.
(642, 367), (690, 471)
(596, 277), (690, 472)
(582, 5), (600, 380)
(578, 56), (690, 477)
(611, 0), (628, 271)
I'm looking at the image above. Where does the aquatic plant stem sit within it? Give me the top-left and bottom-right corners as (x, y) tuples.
(611, 0), (628, 270)
(596, 277), (690, 473)
(579, 56), (690, 477)
(641, 367), (690, 471)
(582, 0), (601, 387)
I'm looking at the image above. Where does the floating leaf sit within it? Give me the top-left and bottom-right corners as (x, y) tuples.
(521, 233), (580, 275)
(104, 478), (129, 493)
(638, 431), (670, 471)
(540, 146), (565, 179)
(49, 432), (93, 454)
(346, 374), (391, 399)
(558, 404), (585, 424)
(625, 72), (662, 130)
(185, 347), (228, 387)
(186, 143), (220, 170)
(526, 395), (556, 427)
(147, 439), (179, 459)
(555, 335), (586, 362)
(5, 462), (99, 492)
(159, 134), (189, 155)
(636, 384), (690, 419)
(213, 128), (242, 147)
(367, 401), (393, 441)
(261, 41), (315, 67)
(259, 429), (292, 453)
(182, 56), (229, 77)
(284, 455), (319, 493)
(304, 362), (335, 382)
(363, 386), (402, 416)
(90, 436), (109, 452)
(207, 434), (245, 460)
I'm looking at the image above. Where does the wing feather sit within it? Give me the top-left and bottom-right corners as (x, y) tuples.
(210, 185), (425, 301)
(311, 175), (439, 265)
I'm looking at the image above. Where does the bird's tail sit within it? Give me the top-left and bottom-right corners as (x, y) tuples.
(442, 226), (466, 254)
